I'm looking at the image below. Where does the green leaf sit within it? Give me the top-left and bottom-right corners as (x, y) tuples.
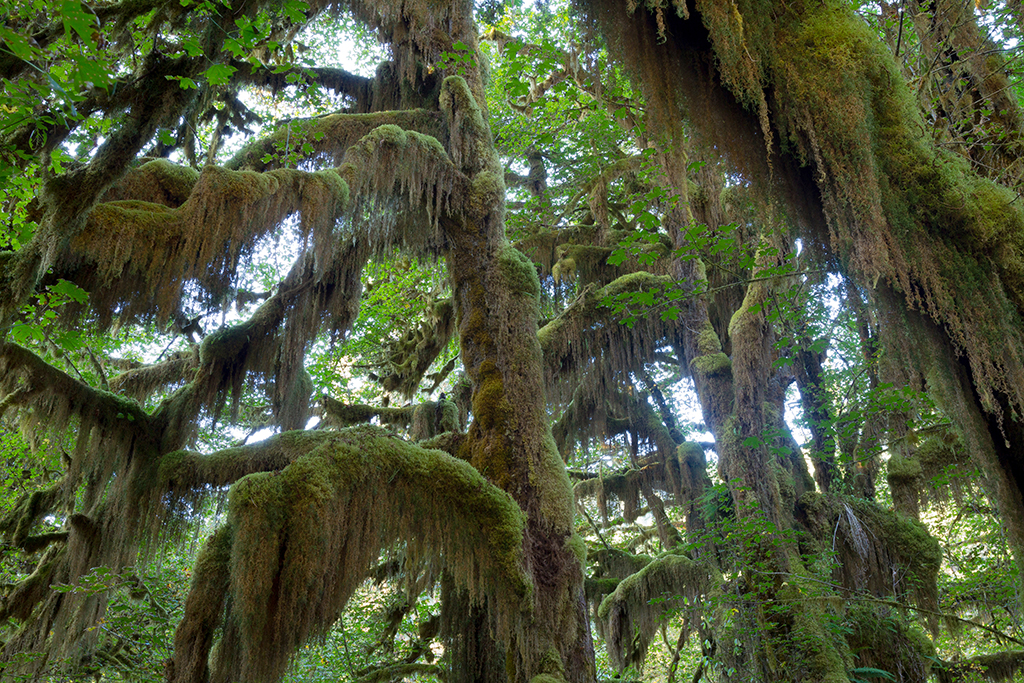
(183, 38), (203, 56)
(848, 668), (897, 682)
(283, 0), (309, 23)
(11, 323), (43, 345)
(60, 0), (98, 45)
(742, 436), (762, 448)
(51, 279), (88, 304)
(0, 27), (43, 60)
(203, 64), (237, 85)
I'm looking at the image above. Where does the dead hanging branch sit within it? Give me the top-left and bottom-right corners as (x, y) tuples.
(170, 425), (531, 683)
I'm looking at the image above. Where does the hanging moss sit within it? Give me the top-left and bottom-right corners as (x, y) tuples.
(0, 481), (63, 547)
(169, 525), (233, 683)
(410, 399), (461, 440)
(597, 552), (712, 671)
(764, 579), (851, 683)
(691, 351), (732, 378)
(226, 110), (447, 172)
(171, 425), (531, 683)
(102, 158), (200, 207)
(797, 492), (941, 627)
(64, 163), (351, 327)
(377, 298), (456, 399)
(0, 544), (67, 623)
(938, 650), (1024, 683)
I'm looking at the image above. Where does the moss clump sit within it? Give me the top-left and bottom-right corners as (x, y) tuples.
(597, 552), (710, 671)
(497, 245), (541, 298)
(690, 351), (732, 378)
(696, 319), (723, 356)
(410, 400), (461, 440)
(466, 169), (505, 218)
(470, 360), (513, 433)
(886, 454), (923, 483)
(584, 577), (621, 601)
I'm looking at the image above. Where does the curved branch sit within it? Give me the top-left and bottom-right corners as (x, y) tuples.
(226, 109), (447, 172)
(353, 663), (445, 683)
(170, 424), (531, 683)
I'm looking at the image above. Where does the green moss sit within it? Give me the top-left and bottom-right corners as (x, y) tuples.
(601, 271), (670, 299)
(313, 168), (350, 208)
(471, 361), (512, 432)
(677, 442), (704, 465)
(843, 604), (935, 681)
(696, 319), (723, 356)
(467, 169), (505, 218)
(229, 470), (287, 515)
(690, 351), (732, 378)
(846, 496), (942, 574)
(138, 158), (200, 200)
(364, 123), (409, 148)
(529, 675), (565, 683)
(915, 435), (960, 472)
(158, 450), (188, 482)
(405, 130), (447, 157)
(598, 552), (697, 620)
(440, 75), (486, 132)
(886, 454), (923, 482)
(584, 577), (621, 601)
(797, 491), (828, 526)
(497, 245), (541, 298)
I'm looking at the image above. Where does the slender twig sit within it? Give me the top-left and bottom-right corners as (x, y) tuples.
(579, 502), (613, 551)
(895, 0), (906, 58)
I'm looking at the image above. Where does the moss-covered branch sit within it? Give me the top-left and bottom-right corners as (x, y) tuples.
(170, 424), (531, 683)
(937, 650), (1024, 682)
(0, 341), (154, 444)
(538, 272), (671, 384)
(352, 663), (445, 683)
(226, 110), (447, 172)
(597, 552), (714, 671)
(320, 396), (415, 429)
(159, 430), (338, 491)
(230, 61), (373, 99)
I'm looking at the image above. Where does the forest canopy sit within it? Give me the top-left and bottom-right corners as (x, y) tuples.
(2, 0), (1024, 682)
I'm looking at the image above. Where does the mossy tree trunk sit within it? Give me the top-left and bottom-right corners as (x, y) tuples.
(435, 22), (595, 681)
